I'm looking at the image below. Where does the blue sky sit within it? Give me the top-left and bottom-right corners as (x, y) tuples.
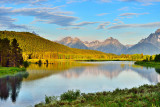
(0, 0), (160, 45)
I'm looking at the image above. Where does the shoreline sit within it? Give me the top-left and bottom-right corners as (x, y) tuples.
(35, 83), (160, 107)
(135, 61), (160, 68)
(0, 67), (26, 78)
(27, 59), (141, 64)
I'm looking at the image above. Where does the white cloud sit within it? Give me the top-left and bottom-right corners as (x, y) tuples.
(0, 6), (99, 29)
(118, 7), (129, 11)
(97, 22), (110, 29)
(119, 12), (149, 16)
(66, 0), (87, 4)
(57, 27), (83, 30)
(107, 22), (160, 29)
(12, 7), (78, 26)
(0, 0), (47, 4)
(114, 19), (119, 21)
(120, 0), (160, 2)
(97, 13), (109, 16)
(0, 16), (29, 29)
(66, 0), (111, 4)
(0, 7), (29, 29)
(120, 0), (160, 6)
(99, 0), (111, 2)
(0, 6), (76, 28)
(73, 22), (98, 26)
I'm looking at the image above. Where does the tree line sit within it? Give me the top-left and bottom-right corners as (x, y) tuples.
(0, 38), (23, 67)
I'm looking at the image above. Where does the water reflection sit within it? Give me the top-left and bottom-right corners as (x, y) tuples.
(25, 61), (160, 84)
(60, 62), (160, 83)
(0, 72), (29, 102)
(130, 67), (160, 83)
(155, 68), (160, 74)
(24, 62), (97, 81)
(61, 64), (124, 79)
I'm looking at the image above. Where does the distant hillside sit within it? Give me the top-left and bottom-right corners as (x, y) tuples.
(0, 31), (109, 56)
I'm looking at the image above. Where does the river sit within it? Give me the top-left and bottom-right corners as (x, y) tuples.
(0, 61), (160, 107)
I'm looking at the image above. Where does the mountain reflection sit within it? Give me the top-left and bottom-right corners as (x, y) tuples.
(24, 61), (160, 84)
(0, 72), (29, 102)
(61, 64), (124, 79)
(130, 67), (160, 83)
(24, 62), (98, 81)
(61, 62), (160, 83)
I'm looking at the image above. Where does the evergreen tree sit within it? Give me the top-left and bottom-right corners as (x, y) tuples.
(0, 39), (2, 66)
(0, 38), (10, 67)
(150, 56), (152, 61)
(10, 39), (23, 67)
(154, 54), (160, 62)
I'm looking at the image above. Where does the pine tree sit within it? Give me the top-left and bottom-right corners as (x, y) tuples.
(0, 38), (2, 66)
(0, 38), (10, 67)
(10, 39), (23, 67)
(154, 54), (160, 62)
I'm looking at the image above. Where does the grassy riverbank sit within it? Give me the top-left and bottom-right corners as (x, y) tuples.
(135, 61), (160, 68)
(35, 83), (160, 107)
(0, 67), (26, 77)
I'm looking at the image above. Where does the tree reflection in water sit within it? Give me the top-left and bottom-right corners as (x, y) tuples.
(0, 72), (29, 102)
(155, 68), (160, 74)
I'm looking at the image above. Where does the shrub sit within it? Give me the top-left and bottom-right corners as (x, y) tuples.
(60, 90), (80, 102)
(23, 61), (29, 68)
(154, 54), (160, 62)
(45, 95), (58, 104)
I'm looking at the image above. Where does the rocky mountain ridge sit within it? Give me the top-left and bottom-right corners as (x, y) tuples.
(56, 29), (160, 55)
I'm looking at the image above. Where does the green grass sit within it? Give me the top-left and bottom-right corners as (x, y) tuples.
(35, 83), (160, 107)
(0, 67), (26, 77)
(135, 61), (160, 68)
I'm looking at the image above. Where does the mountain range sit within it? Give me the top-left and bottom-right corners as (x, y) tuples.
(56, 29), (160, 55)
(57, 37), (88, 49)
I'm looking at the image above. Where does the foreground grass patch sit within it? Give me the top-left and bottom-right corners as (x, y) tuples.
(35, 83), (160, 107)
(0, 67), (25, 77)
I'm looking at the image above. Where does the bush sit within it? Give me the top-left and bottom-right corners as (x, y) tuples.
(23, 61), (29, 68)
(60, 90), (80, 102)
(155, 54), (160, 62)
(45, 95), (58, 104)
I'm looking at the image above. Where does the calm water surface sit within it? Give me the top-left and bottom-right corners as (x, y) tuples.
(0, 61), (160, 107)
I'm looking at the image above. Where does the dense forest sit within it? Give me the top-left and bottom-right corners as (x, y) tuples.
(0, 38), (23, 67)
(0, 31), (158, 61)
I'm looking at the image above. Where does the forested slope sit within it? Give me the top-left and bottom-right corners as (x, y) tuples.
(0, 31), (106, 54)
(0, 31), (73, 53)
